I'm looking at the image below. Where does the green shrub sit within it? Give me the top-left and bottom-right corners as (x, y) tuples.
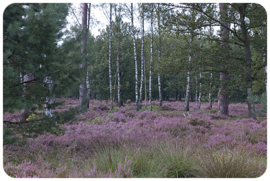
(3, 126), (20, 145)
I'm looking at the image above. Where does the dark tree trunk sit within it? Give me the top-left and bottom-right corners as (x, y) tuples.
(239, 4), (256, 118)
(79, 3), (89, 111)
(217, 3), (229, 116)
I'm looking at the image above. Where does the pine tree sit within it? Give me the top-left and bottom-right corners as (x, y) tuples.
(79, 3), (89, 111)
(86, 3), (91, 98)
(217, 3), (229, 116)
(4, 4), (70, 114)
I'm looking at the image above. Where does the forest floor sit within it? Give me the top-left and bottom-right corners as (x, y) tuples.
(3, 98), (267, 178)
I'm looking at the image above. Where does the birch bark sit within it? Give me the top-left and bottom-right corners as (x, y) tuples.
(109, 3), (113, 110)
(131, 3), (139, 111)
(139, 3), (144, 109)
(149, 4), (153, 111)
(184, 36), (193, 111)
(115, 4), (121, 107)
(157, 3), (162, 107)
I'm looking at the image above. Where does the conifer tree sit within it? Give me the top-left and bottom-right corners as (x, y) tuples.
(4, 3), (70, 115)
(217, 3), (229, 116)
(79, 3), (89, 111)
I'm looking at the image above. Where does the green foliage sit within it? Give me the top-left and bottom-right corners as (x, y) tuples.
(3, 126), (21, 145)
(3, 3), (71, 112)
(250, 92), (267, 117)
(5, 107), (80, 138)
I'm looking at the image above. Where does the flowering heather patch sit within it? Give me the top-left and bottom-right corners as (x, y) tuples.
(3, 113), (20, 122)
(3, 101), (267, 178)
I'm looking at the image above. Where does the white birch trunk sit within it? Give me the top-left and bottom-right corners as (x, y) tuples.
(144, 54), (147, 108)
(209, 25), (213, 109)
(195, 75), (198, 107)
(185, 36), (193, 111)
(198, 71), (202, 109)
(115, 4), (121, 107)
(197, 33), (202, 110)
(109, 3), (113, 110)
(86, 69), (91, 98)
(209, 69), (213, 109)
(149, 5), (153, 111)
(44, 76), (54, 117)
(131, 3), (139, 111)
(265, 65), (267, 92)
(139, 3), (144, 109)
(157, 3), (162, 107)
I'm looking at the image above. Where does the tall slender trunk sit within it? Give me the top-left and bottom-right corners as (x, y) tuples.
(79, 3), (89, 111)
(131, 3), (139, 111)
(144, 54), (147, 108)
(198, 71), (202, 109)
(239, 4), (255, 118)
(197, 32), (202, 110)
(86, 3), (91, 99)
(218, 3), (229, 116)
(149, 5), (153, 111)
(109, 3), (113, 110)
(157, 3), (162, 107)
(209, 25), (213, 109)
(115, 4), (121, 107)
(185, 36), (193, 111)
(195, 75), (198, 106)
(139, 3), (144, 109)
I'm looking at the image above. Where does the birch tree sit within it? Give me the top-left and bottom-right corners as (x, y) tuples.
(115, 4), (121, 107)
(139, 3), (145, 109)
(209, 25), (213, 109)
(131, 3), (139, 111)
(197, 31), (202, 110)
(109, 3), (113, 110)
(184, 36), (193, 111)
(149, 4), (154, 111)
(157, 3), (162, 107)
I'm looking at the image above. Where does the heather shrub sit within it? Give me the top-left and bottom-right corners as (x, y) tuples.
(97, 103), (110, 111)
(209, 108), (217, 113)
(158, 105), (176, 111)
(188, 116), (215, 129)
(3, 101), (267, 178)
